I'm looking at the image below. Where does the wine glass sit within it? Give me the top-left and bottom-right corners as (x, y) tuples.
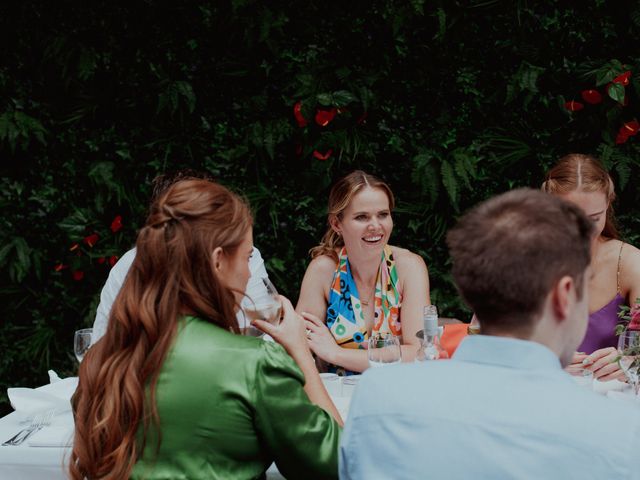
(367, 332), (402, 368)
(242, 278), (282, 337)
(74, 328), (93, 363)
(617, 329), (640, 395)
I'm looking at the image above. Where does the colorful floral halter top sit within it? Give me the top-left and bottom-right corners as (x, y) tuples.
(326, 246), (401, 349)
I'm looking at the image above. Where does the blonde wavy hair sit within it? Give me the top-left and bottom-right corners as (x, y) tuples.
(310, 170), (395, 262)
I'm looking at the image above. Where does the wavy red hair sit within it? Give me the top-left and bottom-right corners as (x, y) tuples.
(70, 179), (252, 479)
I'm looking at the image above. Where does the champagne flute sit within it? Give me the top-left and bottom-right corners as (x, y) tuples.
(617, 329), (640, 395)
(242, 278), (282, 337)
(74, 328), (93, 363)
(367, 332), (402, 368)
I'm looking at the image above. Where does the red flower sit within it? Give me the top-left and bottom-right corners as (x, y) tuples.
(613, 71), (632, 86)
(97, 257), (106, 264)
(69, 243), (80, 252)
(315, 108), (337, 127)
(293, 101), (308, 128)
(109, 255), (119, 267)
(83, 233), (99, 248)
(54, 263), (69, 272)
(313, 149), (333, 161)
(581, 89), (602, 104)
(615, 119), (640, 145)
(110, 215), (123, 233)
(564, 100), (584, 112)
(357, 111), (368, 124)
(616, 133), (629, 145)
(630, 304), (640, 330)
(72, 270), (84, 281)
(623, 119), (640, 136)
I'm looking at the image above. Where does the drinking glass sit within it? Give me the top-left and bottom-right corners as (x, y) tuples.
(617, 329), (640, 395)
(367, 332), (402, 368)
(242, 278), (282, 337)
(74, 328), (93, 363)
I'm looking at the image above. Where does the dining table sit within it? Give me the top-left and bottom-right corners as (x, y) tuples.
(0, 373), (354, 480)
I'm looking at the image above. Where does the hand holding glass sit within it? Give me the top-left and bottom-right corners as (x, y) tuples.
(74, 328), (93, 363)
(242, 278), (282, 337)
(368, 333), (402, 368)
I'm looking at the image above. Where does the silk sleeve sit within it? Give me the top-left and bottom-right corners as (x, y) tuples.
(252, 341), (341, 479)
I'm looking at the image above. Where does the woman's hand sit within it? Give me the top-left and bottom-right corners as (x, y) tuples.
(252, 296), (308, 357)
(302, 312), (341, 364)
(581, 347), (626, 382)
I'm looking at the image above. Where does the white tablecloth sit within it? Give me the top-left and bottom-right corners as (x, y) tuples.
(0, 379), (353, 480)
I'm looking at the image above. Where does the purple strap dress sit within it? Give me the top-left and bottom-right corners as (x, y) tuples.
(577, 293), (625, 354)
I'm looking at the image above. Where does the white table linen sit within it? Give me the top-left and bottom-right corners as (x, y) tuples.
(0, 376), (353, 480)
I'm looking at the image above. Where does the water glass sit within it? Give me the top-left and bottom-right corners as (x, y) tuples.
(367, 332), (402, 368)
(617, 329), (640, 395)
(242, 278), (282, 337)
(74, 328), (93, 363)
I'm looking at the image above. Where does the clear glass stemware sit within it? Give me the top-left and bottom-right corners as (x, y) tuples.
(367, 332), (402, 368)
(617, 329), (640, 395)
(242, 278), (282, 337)
(74, 328), (93, 363)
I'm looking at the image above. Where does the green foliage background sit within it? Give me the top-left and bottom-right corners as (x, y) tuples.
(2, 1), (640, 413)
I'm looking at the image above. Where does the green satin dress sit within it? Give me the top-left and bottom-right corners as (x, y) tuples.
(131, 316), (341, 479)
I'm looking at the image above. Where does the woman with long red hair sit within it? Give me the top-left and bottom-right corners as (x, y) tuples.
(70, 179), (342, 479)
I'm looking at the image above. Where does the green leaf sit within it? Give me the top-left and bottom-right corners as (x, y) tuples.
(441, 160), (458, 209)
(316, 93), (333, 106)
(615, 161), (631, 190)
(332, 90), (358, 107)
(607, 83), (625, 104)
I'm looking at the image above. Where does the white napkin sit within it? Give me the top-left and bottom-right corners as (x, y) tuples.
(8, 376), (78, 415)
(593, 379), (628, 395)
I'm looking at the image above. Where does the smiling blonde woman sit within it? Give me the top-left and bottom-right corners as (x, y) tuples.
(297, 170), (432, 374)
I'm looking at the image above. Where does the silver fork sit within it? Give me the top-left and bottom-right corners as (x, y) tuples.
(2, 410), (54, 446)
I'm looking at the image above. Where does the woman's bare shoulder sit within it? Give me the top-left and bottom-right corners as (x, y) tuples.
(306, 254), (339, 278)
(622, 241), (640, 268)
(389, 245), (428, 272)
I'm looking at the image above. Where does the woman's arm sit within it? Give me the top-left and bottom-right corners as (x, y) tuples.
(297, 257), (371, 370)
(295, 256), (334, 320)
(303, 312), (370, 372)
(254, 296), (343, 425)
(393, 248), (430, 362)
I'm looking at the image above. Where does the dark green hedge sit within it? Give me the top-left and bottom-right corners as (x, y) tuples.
(2, 1), (640, 414)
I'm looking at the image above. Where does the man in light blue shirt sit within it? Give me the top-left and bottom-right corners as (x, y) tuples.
(340, 188), (640, 479)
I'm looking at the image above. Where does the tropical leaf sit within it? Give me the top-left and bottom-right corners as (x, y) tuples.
(440, 160), (458, 209)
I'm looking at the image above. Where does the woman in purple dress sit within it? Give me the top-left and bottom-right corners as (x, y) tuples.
(543, 154), (640, 381)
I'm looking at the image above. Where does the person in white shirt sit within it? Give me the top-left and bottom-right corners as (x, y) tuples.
(91, 170), (270, 345)
(92, 246), (269, 344)
(340, 188), (640, 480)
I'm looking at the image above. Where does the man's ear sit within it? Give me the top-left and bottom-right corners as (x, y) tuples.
(550, 276), (573, 323)
(211, 247), (224, 274)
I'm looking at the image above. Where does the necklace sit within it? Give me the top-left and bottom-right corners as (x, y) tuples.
(360, 289), (374, 306)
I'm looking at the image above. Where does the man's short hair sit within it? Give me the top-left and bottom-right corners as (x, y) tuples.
(446, 188), (593, 336)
